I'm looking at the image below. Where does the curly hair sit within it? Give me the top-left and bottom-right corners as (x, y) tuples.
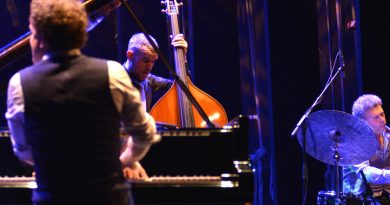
(127, 33), (158, 54)
(29, 0), (88, 50)
(352, 94), (383, 118)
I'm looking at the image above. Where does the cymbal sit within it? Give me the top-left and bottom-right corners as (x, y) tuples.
(297, 110), (377, 166)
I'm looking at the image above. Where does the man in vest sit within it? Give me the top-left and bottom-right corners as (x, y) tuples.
(5, 0), (159, 204)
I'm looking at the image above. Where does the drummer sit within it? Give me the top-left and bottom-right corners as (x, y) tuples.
(343, 94), (390, 204)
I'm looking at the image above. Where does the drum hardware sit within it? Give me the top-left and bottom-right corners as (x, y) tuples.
(297, 110), (377, 166)
(290, 45), (362, 204)
(317, 190), (372, 205)
(296, 110), (378, 204)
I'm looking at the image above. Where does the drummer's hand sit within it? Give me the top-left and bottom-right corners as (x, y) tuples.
(122, 161), (149, 180)
(171, 34), (188, 53)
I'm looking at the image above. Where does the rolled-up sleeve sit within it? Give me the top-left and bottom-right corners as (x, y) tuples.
(353, 160), (390, 184)
(107, 61), (160, 152)
(5, 73), (34, 165)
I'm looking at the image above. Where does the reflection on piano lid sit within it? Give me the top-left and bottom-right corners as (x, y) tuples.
(0, 176), (36, 188)
(156, 121), (178, 131)
(0, 128), (10, 138)
(143, 115), (252, 176)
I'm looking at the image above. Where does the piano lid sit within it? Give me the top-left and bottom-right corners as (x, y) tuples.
(141, 115), (251, 176)
(0, 0), (121, 70)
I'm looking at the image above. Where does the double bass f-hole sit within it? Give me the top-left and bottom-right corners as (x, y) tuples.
(150, 0), (228, 128)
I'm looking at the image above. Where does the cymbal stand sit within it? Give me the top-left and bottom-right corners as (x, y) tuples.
(301, 120), (308, 205)
(359, 170), (377, 205)
(290, 56), (345, 205)
(330, 129), (342, 204)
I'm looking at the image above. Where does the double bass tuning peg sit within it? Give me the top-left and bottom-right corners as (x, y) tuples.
(160, 0), (183, 4)
(161, 1), (167, 14)
(161, 0), (184, 14)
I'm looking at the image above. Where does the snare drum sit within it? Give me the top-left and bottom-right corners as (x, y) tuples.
(317, 190), (372, 205)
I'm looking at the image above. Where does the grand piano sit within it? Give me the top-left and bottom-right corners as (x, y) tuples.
(0, 115), (254, 204)
(0, 0), (254, 203)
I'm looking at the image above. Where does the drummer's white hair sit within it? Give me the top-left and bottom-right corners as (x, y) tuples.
(352, 94), (382, 118)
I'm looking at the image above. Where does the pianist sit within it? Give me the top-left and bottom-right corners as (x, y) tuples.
(5, 0), (159, 204)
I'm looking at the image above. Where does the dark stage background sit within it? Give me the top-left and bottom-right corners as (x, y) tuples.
(0, 0), (388, 204)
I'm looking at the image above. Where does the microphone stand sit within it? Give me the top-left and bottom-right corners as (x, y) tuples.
(291, 63), (345, 205)
(301, 120), (308, 205)
(119, 0), (215, 128)
(291, 63), (345, 137)
(330, 130), (342, 204)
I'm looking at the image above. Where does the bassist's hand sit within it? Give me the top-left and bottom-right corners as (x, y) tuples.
(171, 34), (188, 54)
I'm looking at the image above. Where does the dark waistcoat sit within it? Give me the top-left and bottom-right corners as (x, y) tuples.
(20, 55), (123, 191)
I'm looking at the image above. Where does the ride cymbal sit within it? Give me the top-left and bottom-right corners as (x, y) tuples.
(297, 110), (377, 166)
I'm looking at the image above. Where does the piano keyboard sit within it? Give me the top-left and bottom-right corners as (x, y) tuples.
(130, 175), (238, 188)
(0, 175), (238, 189)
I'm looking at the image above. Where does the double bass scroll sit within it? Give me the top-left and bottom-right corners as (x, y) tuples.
(150, 0), (228, 128)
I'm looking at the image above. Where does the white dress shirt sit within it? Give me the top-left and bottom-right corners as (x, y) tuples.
(5, 57), (160, 166)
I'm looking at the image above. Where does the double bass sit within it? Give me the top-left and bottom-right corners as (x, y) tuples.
(150, 0), (228, 128)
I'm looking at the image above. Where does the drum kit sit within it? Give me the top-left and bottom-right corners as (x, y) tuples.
(297, 110), (379, 205)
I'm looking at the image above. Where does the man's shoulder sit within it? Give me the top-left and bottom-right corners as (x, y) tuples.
(146, 74), (173, 92)
(82, 55), (110, 64)
(19, 61), (45, 76)
(147, 74), (173, 84)
(83, 56), (125, 72)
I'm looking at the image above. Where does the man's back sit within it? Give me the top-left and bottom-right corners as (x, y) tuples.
(20, 54), (129, 203)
